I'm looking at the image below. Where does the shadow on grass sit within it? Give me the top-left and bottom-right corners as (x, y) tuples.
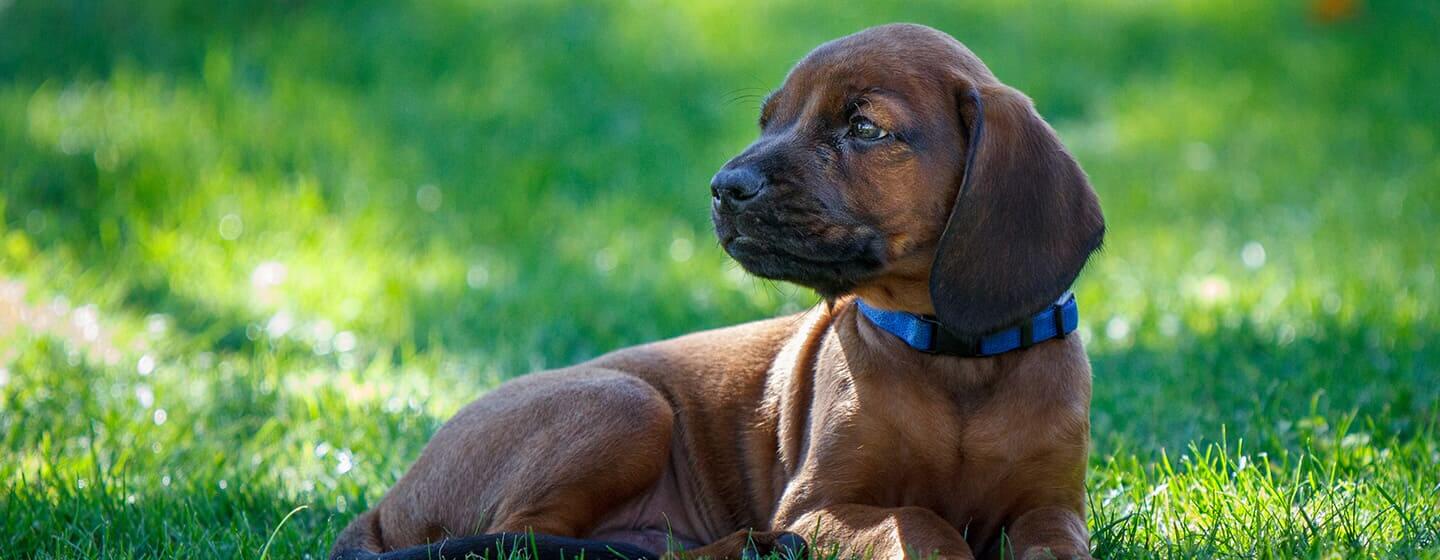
(1091, 308), (1436, 451)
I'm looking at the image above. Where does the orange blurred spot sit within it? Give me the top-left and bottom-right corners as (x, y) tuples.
(1312, 0), (1360, 23)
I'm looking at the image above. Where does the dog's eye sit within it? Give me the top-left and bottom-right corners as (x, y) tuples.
(848, 117), (888, 141)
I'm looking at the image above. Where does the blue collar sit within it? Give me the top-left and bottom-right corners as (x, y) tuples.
(856, 292), (1079, 357)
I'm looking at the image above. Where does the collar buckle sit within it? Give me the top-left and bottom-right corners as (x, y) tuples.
(1051, 300), (1068, 339)
(920, 315), (982, 356)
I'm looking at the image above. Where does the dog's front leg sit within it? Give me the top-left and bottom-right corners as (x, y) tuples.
(1005, 506), (1091, 560)
(782, 504), (975, 560)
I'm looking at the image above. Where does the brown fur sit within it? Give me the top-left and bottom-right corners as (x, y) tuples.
(334, 23), (1103, 560)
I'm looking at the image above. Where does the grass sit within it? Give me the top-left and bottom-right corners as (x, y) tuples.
(1, 0), (1437, 558)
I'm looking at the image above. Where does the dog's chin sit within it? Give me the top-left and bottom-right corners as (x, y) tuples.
(722, 236), (879, 297)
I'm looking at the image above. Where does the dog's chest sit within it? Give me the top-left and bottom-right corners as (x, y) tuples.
(793, 338), (1086, 521)
(763, 305), (1090, 535)
(809, 369), (1035, 509)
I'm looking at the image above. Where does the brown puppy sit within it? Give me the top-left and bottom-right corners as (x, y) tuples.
(333, 23), (1104, 560)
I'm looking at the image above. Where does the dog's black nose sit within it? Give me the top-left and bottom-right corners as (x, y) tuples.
(710, 167), (766, 213)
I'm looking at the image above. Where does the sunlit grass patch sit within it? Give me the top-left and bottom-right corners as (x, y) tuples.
(1091, 424), (1440, 557)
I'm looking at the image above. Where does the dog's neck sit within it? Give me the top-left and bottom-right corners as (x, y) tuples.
(835, 299), (1011, 387)
(845, 292), (1078, 357)
(851, 279), (937, 316)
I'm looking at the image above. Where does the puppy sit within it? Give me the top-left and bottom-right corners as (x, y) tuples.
(333, 23), (1104, 560)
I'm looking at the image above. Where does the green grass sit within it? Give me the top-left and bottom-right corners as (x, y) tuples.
(1, 0), (1437, 558)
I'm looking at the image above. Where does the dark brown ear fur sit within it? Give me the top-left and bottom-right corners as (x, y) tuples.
(929, 84), (1105, 338)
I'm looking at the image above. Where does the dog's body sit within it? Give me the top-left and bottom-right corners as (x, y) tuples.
(334, 24), (1103, 560)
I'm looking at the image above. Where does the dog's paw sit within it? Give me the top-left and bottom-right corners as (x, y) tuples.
(741, 531), (807, 560)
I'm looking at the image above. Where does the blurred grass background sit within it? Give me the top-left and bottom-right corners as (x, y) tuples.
(1, 0), (1437, 558)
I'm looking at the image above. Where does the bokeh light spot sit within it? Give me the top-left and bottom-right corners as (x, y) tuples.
(218, 214), (244, 240)
(1241, 242), (1267, 269)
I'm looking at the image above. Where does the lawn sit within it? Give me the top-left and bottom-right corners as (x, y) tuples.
(1, 0), (1437, 558)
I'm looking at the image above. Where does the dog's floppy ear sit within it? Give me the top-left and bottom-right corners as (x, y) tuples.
(929, 84), (1105, 338)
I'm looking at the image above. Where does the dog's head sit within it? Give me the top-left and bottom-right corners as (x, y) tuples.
(711, 23), (1104, 337)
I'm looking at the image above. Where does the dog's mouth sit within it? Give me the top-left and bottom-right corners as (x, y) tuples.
(718, 228), (885, 297)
